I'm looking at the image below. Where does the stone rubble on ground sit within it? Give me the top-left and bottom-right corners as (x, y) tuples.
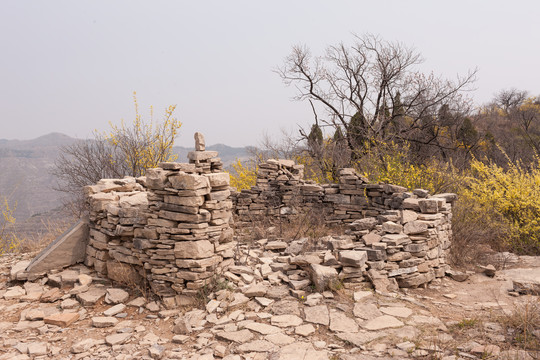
(2, 246), (538, 360)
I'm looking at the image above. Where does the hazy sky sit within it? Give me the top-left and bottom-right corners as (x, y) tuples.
(1, 1), (539, 147)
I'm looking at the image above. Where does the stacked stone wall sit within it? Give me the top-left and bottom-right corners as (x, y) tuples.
(84, 133), (235, 299)
(232, 159), (457, 288)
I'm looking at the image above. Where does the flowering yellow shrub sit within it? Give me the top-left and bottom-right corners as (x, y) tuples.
(104, 92), (182, 177)
(464, 156), (540, 254)
(357, 141), (465, 194)
(228, 159), (258, 191)
(0, 197), (20, 254)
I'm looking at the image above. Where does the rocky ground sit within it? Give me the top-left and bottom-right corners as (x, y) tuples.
(1, 244), (539, 360)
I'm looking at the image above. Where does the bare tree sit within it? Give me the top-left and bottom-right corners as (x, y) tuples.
(493, 88), (528, 115)
(52, 94), (181, 215)
(52, 135), (129, 215)
(276, 34), (477, 164)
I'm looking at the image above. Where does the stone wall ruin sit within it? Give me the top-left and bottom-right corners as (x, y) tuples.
(232, 159), (457, 290)
(84, 133), (235, 300)
(83, 133), (458, 298)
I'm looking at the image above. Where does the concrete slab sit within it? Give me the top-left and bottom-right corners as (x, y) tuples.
(25, 218), (89, 274)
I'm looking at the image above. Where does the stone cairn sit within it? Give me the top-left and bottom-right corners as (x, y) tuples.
(232, 160), (456, 289)
(85, 133), (235, 300)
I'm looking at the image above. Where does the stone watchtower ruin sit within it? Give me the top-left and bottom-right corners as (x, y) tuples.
(20, 132), (457, 300)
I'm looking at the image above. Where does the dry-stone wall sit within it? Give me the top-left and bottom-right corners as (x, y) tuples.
(84, 133), (235, 300)
(232, 159), (457, 289)
(83, 133), (457, 296)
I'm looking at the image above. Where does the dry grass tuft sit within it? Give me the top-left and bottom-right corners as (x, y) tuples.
(499, 297), (540, 351)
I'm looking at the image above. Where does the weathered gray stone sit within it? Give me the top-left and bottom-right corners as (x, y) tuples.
(27, 342), (47, 356)
(380, 306), (413, 318)
(304, 304), (329, 325)
(105, 288), (129, 304)
(91, 316), (118, 328)
(418, 199), (439, 213)
(329, 310), (359, 333)
(77, 287), (106, 306)
(308, 264), (338, 291)
(273, 342), (328, 360)
(194, 132), (205, 151)
(271, 314), (303, 328)
(103, 303), (126, 316)
(174, 240), (214, 259)
(339, 250), (367, 267)
(363, 315), (404, 330)
(205, 173), (230, 188)
(43, 312), (79, 327)
(403, 221), (428, 235)
(237, 340), (276, 353)
(382, 221), (403, 234)
(244, 322), (281, 335)
(216, 329), (254, 343)
(169, 173), (210, 190)
(25, 219), (89, 275)
(105, 333), (131, 346)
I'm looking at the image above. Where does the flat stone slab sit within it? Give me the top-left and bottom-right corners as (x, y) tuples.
(295, 323), (316, 336)
(271, 314), (303, 328)
(103, 304), (126, 317)
(237, 340), (276, 353)
(105, 333), (131, 346)
(336, 331), (384, 347)
(329, 310), (359, 333)
(3, 286), (25, 300)
(77, 287), (107, 306)
(43, 312), (79, 327)
(27, 342), (48, 356)
(91, 316), (118, 328)
(105, 288), (129, 304)
(363, 315), (404, 330)
(216, 329), (254, 344)
(26, 219), (88, 274)
(273, 342), (329, 360)
(353, 290), (373, 302)
(353, 303), (383, 320)
(379, 306), (413, 318)
(244, 322), (282, 335)
(304, 304), (329, 326)
(265, 332), (295, 345)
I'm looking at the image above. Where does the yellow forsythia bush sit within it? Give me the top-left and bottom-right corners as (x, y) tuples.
(0, 197), (20, 254)
(464, 157), (540, 254)
(358, 142), (465, 194)
(228, 159), (258, 191)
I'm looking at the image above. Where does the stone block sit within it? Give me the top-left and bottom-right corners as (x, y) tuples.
(381, 234), (410, 246)
(362, 232), (382, 245)
(403, 221), (428, 235)
(187, 151), (219, 161)
(194, 132), (205, 151)
(308, 264), (338, 291)
(174, 240), (214, 259)
(207, 189), (231, 201)
(26, 219), (89, 275)
(418, 199), (439, 214)
(382, 221), (403, 234)
(338, 250), (368, 267)
(164, 195), (204, 207)
(205, 172), (230, 188)
(159, 210), (211, 223)
(402, 198), (421, 211)
(169, 173), (210, 190)
(350, 218), (378, 231)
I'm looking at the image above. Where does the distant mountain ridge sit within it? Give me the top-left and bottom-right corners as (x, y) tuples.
(0, 133), (251, 232)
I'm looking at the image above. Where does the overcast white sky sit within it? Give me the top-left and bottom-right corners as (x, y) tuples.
(1, 1), (539, 147)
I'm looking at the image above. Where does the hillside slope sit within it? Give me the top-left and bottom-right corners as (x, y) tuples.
(0, 133), (250, 232)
